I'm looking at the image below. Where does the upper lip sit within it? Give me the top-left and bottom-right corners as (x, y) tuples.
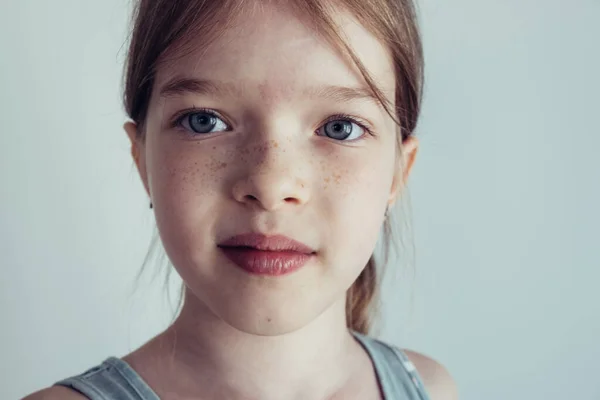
(218, 233), (316, 254)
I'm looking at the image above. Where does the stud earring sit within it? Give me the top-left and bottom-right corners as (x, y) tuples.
(149, 201), (153, 209)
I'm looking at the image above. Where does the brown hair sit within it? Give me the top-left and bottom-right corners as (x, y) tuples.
(124, 0), (423, 335)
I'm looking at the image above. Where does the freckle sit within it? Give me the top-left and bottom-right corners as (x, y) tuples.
(212, 146), (216, 150)
(324, 177), (330, 183)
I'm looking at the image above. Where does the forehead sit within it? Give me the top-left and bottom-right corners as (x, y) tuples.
(153, 2), (395, 104)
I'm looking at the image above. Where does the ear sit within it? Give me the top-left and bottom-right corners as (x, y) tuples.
(388, 136), (419, 207)
(124, 122), (151, 199)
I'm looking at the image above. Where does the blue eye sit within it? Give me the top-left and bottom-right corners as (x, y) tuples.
(318, 118), (367, 141)
(173, 110), (370, 140)
(179, 111), (229, 134)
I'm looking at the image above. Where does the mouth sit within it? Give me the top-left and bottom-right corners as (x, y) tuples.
(217, 233), (316, 276)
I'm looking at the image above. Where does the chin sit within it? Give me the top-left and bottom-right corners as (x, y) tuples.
(194, 282), (336, 336)
(174, 250), (357, 337)
(223, 296), (327, 336)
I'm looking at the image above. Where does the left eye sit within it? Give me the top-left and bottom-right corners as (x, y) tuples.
(318, 119), (365, 141)
(180, 111), (229, 134)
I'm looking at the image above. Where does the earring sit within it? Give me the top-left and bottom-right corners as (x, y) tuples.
(149, 201), (153, 209)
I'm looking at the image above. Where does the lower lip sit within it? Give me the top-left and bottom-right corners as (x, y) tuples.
(219, 247), (313, 276)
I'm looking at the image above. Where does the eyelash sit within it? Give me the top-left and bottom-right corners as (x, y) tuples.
(320, 113), (374, 139)
(170, 107), (230, 131)
(170, 107), (375, 140)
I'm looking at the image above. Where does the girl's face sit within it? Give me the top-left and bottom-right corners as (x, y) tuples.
(126, 2), (417, 335)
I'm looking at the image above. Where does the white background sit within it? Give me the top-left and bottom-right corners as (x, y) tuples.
(1, 1), (599, 399)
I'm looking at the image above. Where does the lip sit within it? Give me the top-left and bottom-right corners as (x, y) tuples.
(218, 233), (316, 276)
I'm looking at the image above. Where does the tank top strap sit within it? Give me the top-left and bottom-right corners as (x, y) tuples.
(55, 335), (431, 400)
(352, 331), (431, 400)
(53, 357), (160, 400)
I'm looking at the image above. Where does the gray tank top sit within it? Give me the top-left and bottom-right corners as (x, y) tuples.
(53, 332), (431, 400)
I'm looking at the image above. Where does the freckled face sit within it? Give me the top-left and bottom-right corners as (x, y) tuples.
(140, 3), (399, 334)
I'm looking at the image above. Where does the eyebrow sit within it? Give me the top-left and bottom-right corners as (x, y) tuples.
(158, 77), (384, 106)
(159, 77), (233, 98)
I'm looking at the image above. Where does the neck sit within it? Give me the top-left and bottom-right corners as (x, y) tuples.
(152, 290), (366, 400)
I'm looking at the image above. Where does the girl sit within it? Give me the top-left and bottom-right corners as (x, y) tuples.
(25, 0), (457, 399)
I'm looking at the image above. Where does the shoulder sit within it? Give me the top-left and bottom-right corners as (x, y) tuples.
(403, 349), (458, 400)
(21, 386), (88, 400)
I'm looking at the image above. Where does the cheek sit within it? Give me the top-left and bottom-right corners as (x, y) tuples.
(321, 142), (395, 211)
(318, 145), (395, 270)
(147, 139), (229, 261)
(150, 144), (223, 207)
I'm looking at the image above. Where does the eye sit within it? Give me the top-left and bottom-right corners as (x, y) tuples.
(317, 117), (367, 141)
(178, 110), (229, 134)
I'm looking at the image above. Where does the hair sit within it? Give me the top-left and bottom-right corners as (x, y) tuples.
(124, 0), (424, 335)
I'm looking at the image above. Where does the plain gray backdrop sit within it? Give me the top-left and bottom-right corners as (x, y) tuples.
(1, 0), (599, 399)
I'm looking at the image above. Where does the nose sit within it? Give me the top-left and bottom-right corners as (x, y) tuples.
(231, 140), (310, 211)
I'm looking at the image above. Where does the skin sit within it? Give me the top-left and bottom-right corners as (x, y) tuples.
(24, 2), (458, 400)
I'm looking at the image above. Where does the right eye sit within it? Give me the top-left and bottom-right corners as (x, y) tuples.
(178, 110), (230, 135)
